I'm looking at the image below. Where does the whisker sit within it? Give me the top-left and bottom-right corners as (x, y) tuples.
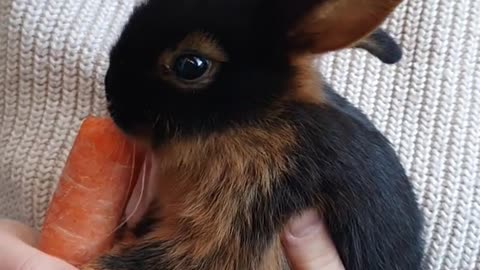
(102, 145), (147, 239)
(153, 113), (162, 129)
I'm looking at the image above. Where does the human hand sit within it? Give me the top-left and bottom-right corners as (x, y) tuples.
(0, 219), (78, 270)
(281, 210), (345, 270)
(1, 211), (344, 270)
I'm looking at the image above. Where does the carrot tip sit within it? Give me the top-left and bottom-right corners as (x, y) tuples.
(38, 116), (144, 266)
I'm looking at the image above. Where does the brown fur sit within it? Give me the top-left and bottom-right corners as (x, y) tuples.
(285, 54), (324, 104)
(180, 32), (228, 62)
(148, 119), (296, 267)
(83, 111), (298, 270)
(289, 0), (403, 53)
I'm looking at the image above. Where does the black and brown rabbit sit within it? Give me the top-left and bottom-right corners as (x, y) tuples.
(83, 0), (425, 269)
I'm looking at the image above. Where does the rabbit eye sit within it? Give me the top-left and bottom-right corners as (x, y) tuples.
(173, 54), (210, 81)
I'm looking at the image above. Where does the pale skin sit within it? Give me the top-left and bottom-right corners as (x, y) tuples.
(0, 210), (345, 270)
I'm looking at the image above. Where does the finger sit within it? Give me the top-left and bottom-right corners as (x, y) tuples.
(281, 210), (345, 270)
(0, 232), (77, 270)
(0, 219), (39, 246)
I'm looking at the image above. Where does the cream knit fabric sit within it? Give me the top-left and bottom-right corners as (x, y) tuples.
(0, 0), (479, 269)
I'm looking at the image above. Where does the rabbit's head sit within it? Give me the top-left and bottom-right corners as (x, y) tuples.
(105, 0), (403, 145)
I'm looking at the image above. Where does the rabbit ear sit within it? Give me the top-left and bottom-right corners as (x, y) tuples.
(353, 28), (403, 64)
(288, 0), (403, 54)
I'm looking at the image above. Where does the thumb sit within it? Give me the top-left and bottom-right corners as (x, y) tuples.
(281, 210), (345, 270)
(0, 233), (77, 270)
(0, 221), (77, 270)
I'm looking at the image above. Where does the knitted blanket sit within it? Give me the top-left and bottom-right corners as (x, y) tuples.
(0, 0), (479, 269)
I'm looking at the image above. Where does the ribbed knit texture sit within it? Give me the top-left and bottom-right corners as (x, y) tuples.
(0, 1), (479, 269)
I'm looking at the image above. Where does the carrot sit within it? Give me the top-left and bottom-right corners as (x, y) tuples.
(38, 116), (144, 267)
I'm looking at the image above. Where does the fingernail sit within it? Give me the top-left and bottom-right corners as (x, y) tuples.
(287, 210), (322, 238)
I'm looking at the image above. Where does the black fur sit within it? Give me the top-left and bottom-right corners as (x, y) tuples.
(355, 29), (403, 64)
(237, 85), (425, 270)
(100, 0), (425, 269)
(105, 0), (322, 140)
(288, 87), (425, 269)
(102, 242), (171, 270)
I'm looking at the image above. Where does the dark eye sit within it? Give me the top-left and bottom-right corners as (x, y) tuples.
(173, 54), (210, 81)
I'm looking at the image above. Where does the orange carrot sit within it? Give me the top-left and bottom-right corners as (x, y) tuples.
(38, 116), (144, 267)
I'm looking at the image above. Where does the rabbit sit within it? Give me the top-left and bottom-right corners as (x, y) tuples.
(83, 0), (425, 269)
